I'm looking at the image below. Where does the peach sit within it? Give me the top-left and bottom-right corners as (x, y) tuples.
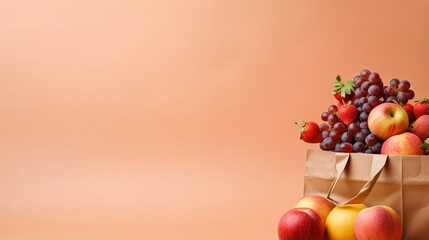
(381, 132), (424, 155)
(354, 205), (402, 240)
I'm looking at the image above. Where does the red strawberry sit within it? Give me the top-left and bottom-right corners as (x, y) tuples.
(402, 103), (415, 123)
(414, 98), (429, 119)
(337, 104), (358, 126)
(295, 121), (323, 143)
(332, 75), (355, 104)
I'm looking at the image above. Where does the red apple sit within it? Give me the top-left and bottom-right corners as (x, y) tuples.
(354, 205), (402, 240)
(410, 115), (429, 141)
(368, 103), (409, 140)
(295, 195), (335, 224)
(381, 132), (424, 155)
(278, 208), (324, 240)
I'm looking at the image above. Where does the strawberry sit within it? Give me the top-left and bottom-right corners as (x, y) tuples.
(333, 75), (355, 104)
(414, 98), (429, 119)
(402, 103), (415, 123)
(295, 121), (323, 143)
(337, 104), (358, 126)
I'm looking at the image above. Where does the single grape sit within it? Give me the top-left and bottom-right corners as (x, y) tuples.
(354, 88), (366, 98)
(327, 114), (339, 126)
(321, 112), (329, 121)
(365, 149), (374, 154)
(354, 76), (365, 88)
(333, 122), (346, 133)
(330, 130), (341, 142)
(368, 95), (380, 107)
(362, 103), (373, 114)
(390, 78), (400, 88)
(368, 84), (381, 96)
(365, 134), (378, 146)
(405, 89), (415, 100)
(371, 142), (382, 154)
(348, 122), (360, 135)
(359, 111), (368, 121)
(358, 97), (368, 106)
(398, 80), (410, 91)
(360, 69), (371, 80)
(361, 81), (371, 92)
(368, 72), (380, 84)
(383, 86), (395, 96)
(340, 142), (353, 153)
(322, 130), (330, 139)
(359, 121), (368, 130)
(361, 128), (370, 135)
(328, 105), (338, 114)
(353, 141), (366, 152)
(355, 131), (367, 142)
(341, 131), (354, 143)
(323, 137), (335, 150)
(396, 91), (409, 105)
(335, 143), (342, 152)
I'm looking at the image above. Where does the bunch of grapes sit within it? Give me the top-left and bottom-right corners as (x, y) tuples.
(319, 69), (415, 154)
(383, 79), (415, 105)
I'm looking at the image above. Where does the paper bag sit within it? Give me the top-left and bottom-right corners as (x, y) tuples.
(304, 149), (429, 240)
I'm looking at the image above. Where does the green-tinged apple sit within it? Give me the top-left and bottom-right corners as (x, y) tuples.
(368, 103), (409, 140)
(410, 115), (429, 141)
(278, 208), (324, 240)
(354, 205), (402, 240)
(381, 132), (424, 155)
(295, 195), (335, 224)
(325, 204), (367, 240)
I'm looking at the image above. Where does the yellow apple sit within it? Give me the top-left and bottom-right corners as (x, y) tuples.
(325, 203), (367, 240)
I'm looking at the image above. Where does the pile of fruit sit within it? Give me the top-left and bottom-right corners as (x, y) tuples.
(279, 69), (429, 240)
(297, 69), (429, 155)
(278, 195), (402, 240)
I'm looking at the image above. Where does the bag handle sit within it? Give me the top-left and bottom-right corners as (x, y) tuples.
(326, 153), (388, 205)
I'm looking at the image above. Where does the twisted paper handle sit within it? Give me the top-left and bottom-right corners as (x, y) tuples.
(326, 153), (388, 205)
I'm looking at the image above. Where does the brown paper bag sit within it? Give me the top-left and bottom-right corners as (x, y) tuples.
(304, 149), (429, 240)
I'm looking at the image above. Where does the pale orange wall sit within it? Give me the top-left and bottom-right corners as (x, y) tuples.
(0, 0), (428, 239)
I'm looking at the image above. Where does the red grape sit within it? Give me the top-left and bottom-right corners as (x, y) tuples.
(396, 91), (409, 105)
(321, 112), (329, 121)
(368, 72), (380, 84)
(340, 142), (353, 152)
(365, 134), (378, 146)
(353, 141), (366, 152)
(390, 78), (400, 88)
(383, 86), (394, 96)
(328, 105), (338, 114)
(398, 80), (410, 91)
(327, 114), (339, 126)
(368, 85), (381, 96)
(360, 69), (371, 80)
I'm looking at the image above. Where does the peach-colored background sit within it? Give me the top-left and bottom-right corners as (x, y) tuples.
(1, 0), (428, 239)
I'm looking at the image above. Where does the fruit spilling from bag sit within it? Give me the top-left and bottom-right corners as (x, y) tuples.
(278, 195), (402, 240)
(297, 69), (429, 155)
